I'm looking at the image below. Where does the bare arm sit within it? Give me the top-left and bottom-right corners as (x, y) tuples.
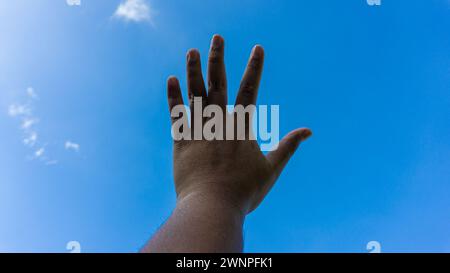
(141, 35), (312, 253)
(141, 192), (245, 252)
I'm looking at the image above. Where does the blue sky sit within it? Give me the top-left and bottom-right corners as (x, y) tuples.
(0, 0), (449, 252)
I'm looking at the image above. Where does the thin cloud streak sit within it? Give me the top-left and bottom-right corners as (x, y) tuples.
(65, 141), (80, 152)
(7, 87), (57, 165)
(7, 87), (81, 164)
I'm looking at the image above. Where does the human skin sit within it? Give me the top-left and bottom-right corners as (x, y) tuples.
(141, 35), (312, 253)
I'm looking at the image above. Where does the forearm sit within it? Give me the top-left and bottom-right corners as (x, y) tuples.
(141, 191), (246, 253)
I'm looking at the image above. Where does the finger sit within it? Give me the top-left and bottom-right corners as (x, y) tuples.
(266, 128), (312, 176)
(167, 76), (186, 125)
(235, 45), (264, 107)
(207, 34), (227, 108)
(186, 49), (207, 101)
(186, 49), (207, 139)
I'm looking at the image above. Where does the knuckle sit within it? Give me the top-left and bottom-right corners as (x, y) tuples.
(187, 57), (199, 68)
(285, 141), (298, 156)
(208, 51), (223, 64)
(249, 56), (263, 69)
(208, 80), (226, 91)
(286, 142), (296, 154)
(188, 69), (200, 79)
(239, 82), (255, 98)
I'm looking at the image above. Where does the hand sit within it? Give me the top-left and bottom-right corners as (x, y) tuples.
(143, 34), (312, 252)
(167, 35), (312, 216)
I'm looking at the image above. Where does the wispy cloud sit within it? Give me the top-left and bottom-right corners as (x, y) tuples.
(8, 104), (31, 117)
(7, 87), (81, 165)
(66, 0), (81, 6)
(7, 88), (42, 153)
(23, 131), (38, 147)
(45, 160), (59, 166)
(35, 147), (45, 158)
(65, 141), (80, 152)
(21, 117), (38, 130)
(113, 0), (154, 24)
(26, 87), (38, 100)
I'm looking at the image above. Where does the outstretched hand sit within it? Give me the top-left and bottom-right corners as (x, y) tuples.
(143, 34), (311, 253)
(167, 34), (312, 216)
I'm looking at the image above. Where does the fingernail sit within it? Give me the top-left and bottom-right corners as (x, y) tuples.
(168, 76), (178, 85)
(211, 34), (224, 49)
(299, 129), (312, 141)
(252, 45), (264, 58)
(187, 49), (199, 62)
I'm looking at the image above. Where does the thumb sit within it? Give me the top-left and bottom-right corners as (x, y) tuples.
(266, 128), (312, 176)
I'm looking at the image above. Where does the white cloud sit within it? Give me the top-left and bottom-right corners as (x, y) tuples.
(66, 0), (81, 6)
(35, 148), (45, 158)
(26, 87), (38, 100)
(23, 132), (38, 147)
(21, 118), (38, 129)
(114, 0), (153, 23)
(8, 104), (31, 117)
(45, 160), (59, 166)
(8, 87), (77, 165)
(8, 87), (55, 165)
(65, 141), (80, 152)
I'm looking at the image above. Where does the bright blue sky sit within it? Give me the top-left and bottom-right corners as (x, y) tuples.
(0, 0), (449, 253)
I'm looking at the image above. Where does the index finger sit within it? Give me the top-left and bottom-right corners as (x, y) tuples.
(235, 45), (264, 107)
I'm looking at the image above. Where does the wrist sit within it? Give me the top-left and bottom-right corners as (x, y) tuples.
(176, 188), (248, 222)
